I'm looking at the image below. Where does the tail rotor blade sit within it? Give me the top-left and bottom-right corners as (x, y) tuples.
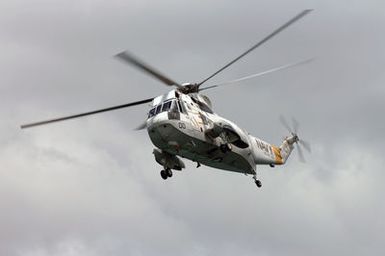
(297, 144), (306, 163)
(292, 117), (300, 134)
(299, 139), (311, 153)
(279, 115), (293, 133)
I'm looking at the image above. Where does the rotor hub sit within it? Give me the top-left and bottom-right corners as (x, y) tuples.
(287, 134), (299, 145)
(178, 83), (200, 94)
(292, 133), (299, 143)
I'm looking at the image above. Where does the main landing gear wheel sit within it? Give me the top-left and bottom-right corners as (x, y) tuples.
(160, 170), (168, 180)
(160, 168), (173, 180)
(166, 168), (173, 177)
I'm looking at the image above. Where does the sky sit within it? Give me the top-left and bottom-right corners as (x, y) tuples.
(1, 0), (385, 255)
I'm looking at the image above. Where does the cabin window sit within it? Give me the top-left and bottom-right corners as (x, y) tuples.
(179, 100), (188, 113)
(232, 139), (249, 149)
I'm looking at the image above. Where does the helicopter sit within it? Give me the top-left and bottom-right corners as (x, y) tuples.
(21, 10), (313, 188)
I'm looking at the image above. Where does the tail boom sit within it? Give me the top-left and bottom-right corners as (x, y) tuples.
(273, 135), (298, 165)
(250, 135), (297, 166)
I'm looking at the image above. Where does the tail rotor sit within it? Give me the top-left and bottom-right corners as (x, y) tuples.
(279, 115), (311, 162)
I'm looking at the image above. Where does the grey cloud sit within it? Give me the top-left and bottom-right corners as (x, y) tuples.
(1, 0), (385, 255)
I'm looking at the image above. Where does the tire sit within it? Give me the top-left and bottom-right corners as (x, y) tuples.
(160, 170), (168, 180)
(166, 169), (173, 178)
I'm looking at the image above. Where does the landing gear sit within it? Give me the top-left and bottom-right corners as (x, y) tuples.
(160, 170), (168, 180)
(166, 168), (173, 177)
(255, 179), (262, 188)
(160, 168), (173, 180)
(253, 174), (262, 188)
(220, 143), (232, 153)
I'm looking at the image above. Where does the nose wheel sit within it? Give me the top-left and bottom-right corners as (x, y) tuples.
(160, 168), (173, 180)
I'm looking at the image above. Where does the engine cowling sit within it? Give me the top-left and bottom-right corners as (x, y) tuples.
(205, 123), (249, 149)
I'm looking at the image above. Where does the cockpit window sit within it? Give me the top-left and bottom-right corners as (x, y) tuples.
(169, 100), (179, 113)
(148, 107), (155, 118)
(155, 105), (162, 115)
(162, 101), (172, 112)
(177, 100), (184, 113)
(148, 99), (184, 119)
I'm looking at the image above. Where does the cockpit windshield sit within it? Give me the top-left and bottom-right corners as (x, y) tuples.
(148, 99), (182, 118)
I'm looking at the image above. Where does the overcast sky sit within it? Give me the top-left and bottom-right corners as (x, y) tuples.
(1, 0), (385, 255)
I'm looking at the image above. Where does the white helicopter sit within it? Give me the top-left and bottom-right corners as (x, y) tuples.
(21, 10), (312, 188)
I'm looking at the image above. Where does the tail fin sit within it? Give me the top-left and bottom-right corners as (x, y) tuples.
(276, 116), (311, 164)
(272, 135), (297, 165)
(279, 137), (296, 164)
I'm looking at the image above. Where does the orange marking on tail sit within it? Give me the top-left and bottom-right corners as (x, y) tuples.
(272, 146), (284, 165)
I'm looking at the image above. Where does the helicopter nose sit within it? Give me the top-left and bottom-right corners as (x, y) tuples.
(148, 121), (174, 142)
(148, 121), (183, 152)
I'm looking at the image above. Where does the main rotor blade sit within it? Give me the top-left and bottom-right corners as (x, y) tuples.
(20, 98), (154, 129)
(115, 51), (182, 88)
(134, 120), (148, 130)
(198, 9), (312, 86)
(199, 58), (313, 91)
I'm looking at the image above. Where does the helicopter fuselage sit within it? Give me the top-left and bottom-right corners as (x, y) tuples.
(147, 90), (290, 175)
